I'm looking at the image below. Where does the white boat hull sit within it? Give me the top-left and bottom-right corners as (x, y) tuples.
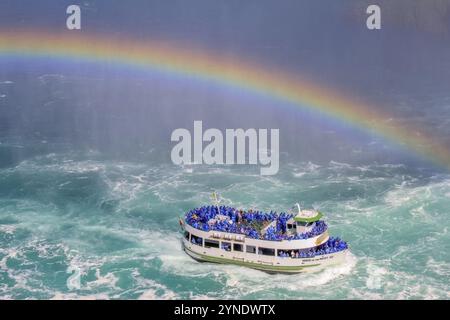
(182, 237), (348, 274)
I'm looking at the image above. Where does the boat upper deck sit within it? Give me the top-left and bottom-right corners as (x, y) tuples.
(185, 205), (328, 241)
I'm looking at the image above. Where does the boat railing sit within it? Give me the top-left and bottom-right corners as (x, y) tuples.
(185, 205), (328, 242)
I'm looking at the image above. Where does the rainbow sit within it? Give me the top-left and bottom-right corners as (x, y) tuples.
(0, 30), (449, 168)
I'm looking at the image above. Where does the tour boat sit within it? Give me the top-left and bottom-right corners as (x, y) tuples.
(180, 194), (349, 273)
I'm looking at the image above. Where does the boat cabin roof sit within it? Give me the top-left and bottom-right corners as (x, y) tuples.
(293, 210), (322, 223)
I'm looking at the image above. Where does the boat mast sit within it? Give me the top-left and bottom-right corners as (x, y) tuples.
(211, 191), (220, 208)
(295, 203), (301, 214)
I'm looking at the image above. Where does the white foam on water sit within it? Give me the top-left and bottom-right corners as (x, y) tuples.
(366, 264), (388, 290)
(0, 225), (16, 234)
(82, 268), (120, 292)
(293, 171), (306, 177)
(410, 205), (429, 218)
(132, 228), (182, 252)
(118, 268), (180, 300)
(354, 256), (450, 299)
(138, 288), (178, 300)
(329, 161), (352, 168)
(0, 240), (71, 298)
(137, 279), (179, 300)
(178, 252), (359, 299)
(291, 162), (321, 177)
(16, 157), (107, 175)
(158, 252), (220, 278)
(0, 247), (19, 270)
(384, 184), (426, 208)
(189, 293), (216, 300)
(51, 293), (110, 300)
(425, 258), (450, 277)
(349, 288), (384, 300)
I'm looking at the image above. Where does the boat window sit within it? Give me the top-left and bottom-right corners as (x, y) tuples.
(258, 247), (275, 256)
(233, 243), (243, 252)
(287, 224), (293, 229)
(246, 245), (256, 254)
(184, 231), (190, 240)
(221, 242), (231, 251)
(278, 249), (298, 258)
(191, 235), (203, 246)
(204, 239), (219, 248)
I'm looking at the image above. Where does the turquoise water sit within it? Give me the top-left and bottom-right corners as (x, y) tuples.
(0, 150), (449, 299)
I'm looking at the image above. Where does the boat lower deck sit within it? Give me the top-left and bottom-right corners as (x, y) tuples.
(182, 239), (348, 274)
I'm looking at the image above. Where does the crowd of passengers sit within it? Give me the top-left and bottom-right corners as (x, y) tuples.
(185, 205), (327, 241)
(278, 237), (348, 258)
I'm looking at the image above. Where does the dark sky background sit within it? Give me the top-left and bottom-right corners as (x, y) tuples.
(0, 0), (450, 168)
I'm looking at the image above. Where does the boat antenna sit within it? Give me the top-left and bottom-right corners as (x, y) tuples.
(295, 203), (301, 215)
(211, 192), (220, 207)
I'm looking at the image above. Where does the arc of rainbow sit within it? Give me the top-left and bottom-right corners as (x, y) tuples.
(0, 30), (448, 168)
